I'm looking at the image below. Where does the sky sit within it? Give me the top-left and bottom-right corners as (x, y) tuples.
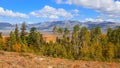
(0, 0), (120, 24)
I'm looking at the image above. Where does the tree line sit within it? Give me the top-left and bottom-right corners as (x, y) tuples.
(0, 22), (120, 62)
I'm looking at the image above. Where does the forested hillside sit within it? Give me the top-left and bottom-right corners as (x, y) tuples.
(0, 22), (120, 62)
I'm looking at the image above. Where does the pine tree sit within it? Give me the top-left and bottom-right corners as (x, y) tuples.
(20, 22), (27, 42)
(9, 31), (16, 45)
(53, 26), (57, 34)
(89, 27), (103, 60)
(73, 25), (80, 33)
(0, 32), (2, 39)
(116, 27), (120, 45)
(34, 32), (43, 48)
(79, 27), (90, 47)
(28, 27), (39, 47)
(0, 32), (3, 50)
(28, 27), (36, 45)
(107, 27), (120, 45)
(58, 27), (63, 34)
(64, 28), (70, 35)
(62, 28), (70, 43)
(7, 31), (16, 51)
(100, 34), (108, 59)
(114, 27), (120, 58)
(107, 27), (112, 42)
(71, 25), (80, 55)
(79, 27), (90, 60)
(14, 24), (21, 43)
(106, 42), (115, 61)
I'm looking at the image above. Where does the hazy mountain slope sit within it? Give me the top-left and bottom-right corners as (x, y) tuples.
(28, 21), (120, 32)
(0, 21), (120, 33)
(0, 22), (13, 29)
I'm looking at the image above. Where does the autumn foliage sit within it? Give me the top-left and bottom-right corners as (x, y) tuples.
(0, 23), (120, 62)
(12, 43), (21, 52)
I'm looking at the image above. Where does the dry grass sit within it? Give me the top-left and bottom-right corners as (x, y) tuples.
(43, 35), (56, 43)
(0, 51), (120, 68)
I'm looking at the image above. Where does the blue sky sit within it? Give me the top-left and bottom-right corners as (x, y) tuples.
(0, 0), (120, 24)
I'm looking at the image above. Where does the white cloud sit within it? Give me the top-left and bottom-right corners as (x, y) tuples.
(106, 19), (116, 22)
(56, 0), (63, 4)
(85, 18), (103, 22)
(85, 18), (120, 23)
(30, 5), (79, 19)
(0, 7), (28, 18)
(72, 9), (79, 13)
(71, 9), (79, 16)
(56, 0), (120, 18)
(106, 19), (120, 23)
(85, 18), (95, 22)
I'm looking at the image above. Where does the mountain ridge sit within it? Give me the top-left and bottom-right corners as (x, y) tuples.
(0, 21), (120, 31)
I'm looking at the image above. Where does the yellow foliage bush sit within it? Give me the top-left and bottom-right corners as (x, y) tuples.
(13, 43), (21, 52)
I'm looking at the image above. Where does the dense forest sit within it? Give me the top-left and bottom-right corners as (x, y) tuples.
(0, 22), (120, 62)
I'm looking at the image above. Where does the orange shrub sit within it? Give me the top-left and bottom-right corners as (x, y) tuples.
(13, 43), (21, 52)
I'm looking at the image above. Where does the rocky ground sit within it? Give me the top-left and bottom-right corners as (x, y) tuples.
(0, 51), (120, 68)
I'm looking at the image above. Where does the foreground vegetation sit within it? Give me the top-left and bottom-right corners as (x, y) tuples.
(0, 22), (120, 62)
(0, 51), (120, 68)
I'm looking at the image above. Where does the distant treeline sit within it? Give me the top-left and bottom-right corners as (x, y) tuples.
(0, 22), (120, 62)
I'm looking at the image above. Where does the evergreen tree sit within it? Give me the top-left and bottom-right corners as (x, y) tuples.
(0, 32), (2, 39)
(58, 27), (63, 34)
(71, 25), (80, 55)
(100, 34), (108, 59)
(106, 42), (115, 61)
(20, 22), (27, 42)
(14, 24), (21, 43)
(79, 27), (90, 60)
(62, 28), (70, 43)
(28, 27), (36, 45)
(9, 31), (16, 45)
(114, 27), (120, 58)
(7, 31), (16, 51)
(53, 26), (57, 34)
(89, 27), (103, 60)
(90, 26), (102, 45)
(108, 27), (120, 45)
(73, 25), (80, 33)
(0, 32), (3, 50)
(79, 27), (90, 47)
(107, 27), (112, 42)
(116, 27), (120, 45)
(28, 27), (43, 48)
(34, 32), (43, 48)
(64, 27), (70, 37)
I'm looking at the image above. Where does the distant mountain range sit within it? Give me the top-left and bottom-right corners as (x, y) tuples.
(0, 22), (13, 29)
(28, 21), (120, 32)
(0, 21), (120, 34)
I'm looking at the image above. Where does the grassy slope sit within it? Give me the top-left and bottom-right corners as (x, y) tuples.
(0, 51), (120, 68)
